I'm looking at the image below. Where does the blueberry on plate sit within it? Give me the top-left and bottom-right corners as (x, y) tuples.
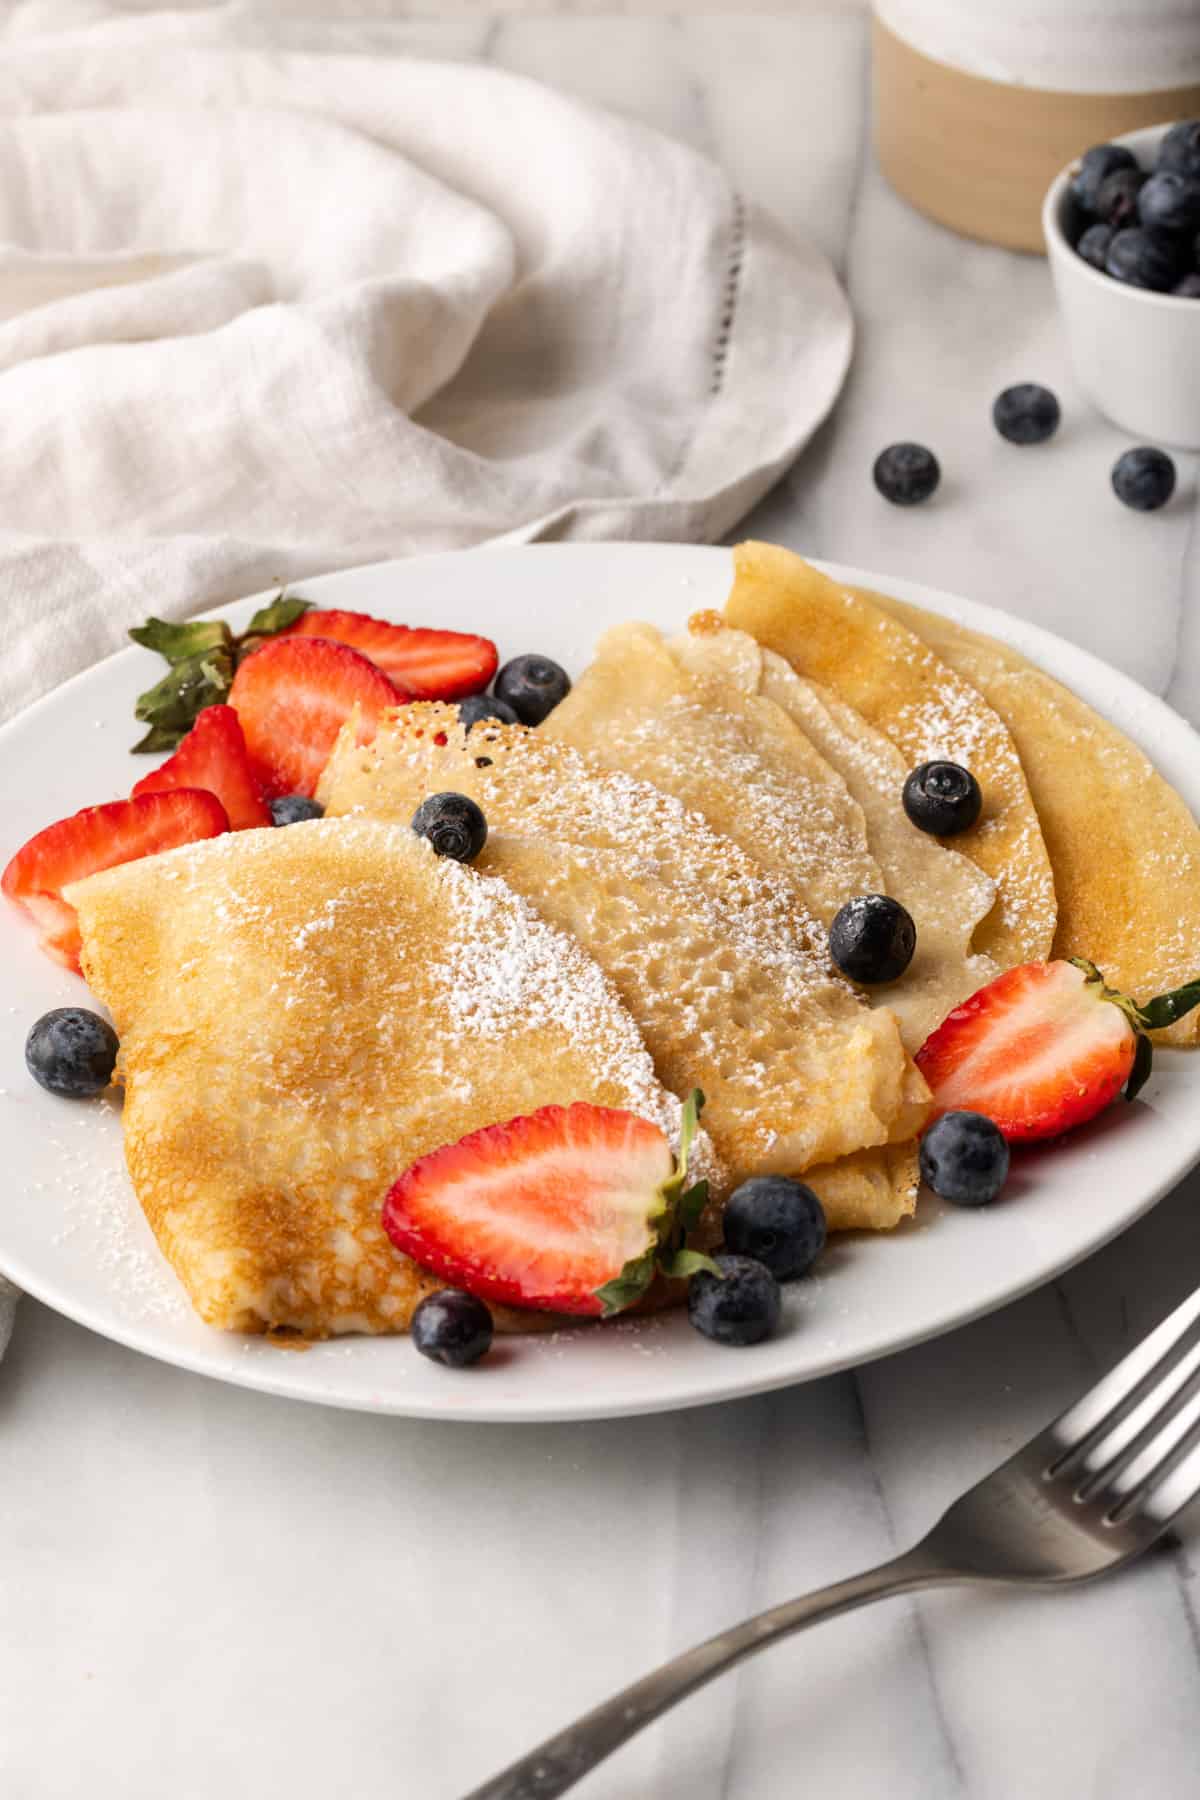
(919, 1110), (1009, 1208)
(1094, 166), (1146, 230)
(26, 1007), (119, 1098)
(1076, 222), (1113, 271)
(722, 1176), (826, 1281)
(1106, 226), (1186, 291)
(829, 894), (916, 985)
(1071, 142), (1138, 213)
(902, 761), (982, 836)
(411, 791), (488, 862)
(872, 443), (940, 506)
(1174, 272), (1200, 297)
(992, 384), (1060, 446)
(457, 693), (519, 732)
(270, 794), (324, 827)
(1112, 446), (1176, 512)
(687, 1253), (781, 1347)
(1138, 170), (1200, 235)
(493, 655), (571, 726)
(411, 1288), (494, 1367)
(1156, 120), (1200, 182)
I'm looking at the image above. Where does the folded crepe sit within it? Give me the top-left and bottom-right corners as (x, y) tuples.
(864, 586), (1200, 1046)
(548, 613), (999, 1051)
(68, 817), (702, 1335)
(724, 542), (1058, 971)
(319, 707), (929, 1227)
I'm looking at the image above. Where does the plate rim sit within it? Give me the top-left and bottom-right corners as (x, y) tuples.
(3, 541), (1199, 1422)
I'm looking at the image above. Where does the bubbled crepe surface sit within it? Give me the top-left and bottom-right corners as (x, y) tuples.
(867, 590), (1200, 1046)
(726, 541), (1058, 971)
(319, 709), (928, 1229)
(66, 818), (696, 1336)
(552, 614), (1000, 1053)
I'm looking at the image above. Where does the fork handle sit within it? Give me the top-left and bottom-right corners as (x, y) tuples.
(462, 1548), (945, 1799)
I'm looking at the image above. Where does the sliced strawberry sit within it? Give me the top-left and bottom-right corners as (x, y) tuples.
(228, 635), (406, 799)
(2, 789), (228, 972)
(282, 610), (497, 701)
(383, 1094), (712, 1317)
(131, 704), (270, 830)
(916, 958), (1200, 1142)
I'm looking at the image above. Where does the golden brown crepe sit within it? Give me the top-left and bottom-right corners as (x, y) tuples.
(320, 707), (929, 1228)
(865, 587), (1200, 1045)
(724, 542), (1057, 970)
(68, 818), (700, 1334)
(666, 615), (999, 1050)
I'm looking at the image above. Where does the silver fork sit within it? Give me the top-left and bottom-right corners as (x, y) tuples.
(465, 1283), (1200, 1800)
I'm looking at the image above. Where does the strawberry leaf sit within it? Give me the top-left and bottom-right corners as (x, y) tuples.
(594, 1090), (712, 1317)
(1126, 1030), (1154, 1102)
(128, 595), (310, 754)
(129, 617), (233, 665)
(678, 1179), (710, 1235)
(130, 647), (235, 753)
(242, 593), (312, 642)
(1134, 978), (1200, 1032)
(595, 1246), (658, 1320)
(658, 1248), (722, 1282)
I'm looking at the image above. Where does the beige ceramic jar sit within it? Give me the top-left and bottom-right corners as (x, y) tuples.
(873, 0), (1200, 252)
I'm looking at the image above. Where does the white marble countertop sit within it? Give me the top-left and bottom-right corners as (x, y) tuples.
(4, 10), (1200, 1800)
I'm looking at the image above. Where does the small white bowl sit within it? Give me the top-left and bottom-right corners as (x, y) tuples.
(1044, 122), (1200, 450)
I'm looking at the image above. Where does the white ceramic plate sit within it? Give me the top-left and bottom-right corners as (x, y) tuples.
(3, 544), (1199, 1421)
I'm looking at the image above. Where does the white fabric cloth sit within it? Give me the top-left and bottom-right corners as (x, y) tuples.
(0, 8), (852, 727)
(0, 6), (852, 1349)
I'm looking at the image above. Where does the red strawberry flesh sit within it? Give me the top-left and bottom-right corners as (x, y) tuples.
(229, 634), (406, 799)
(283, 609), (497, 701)
(2, 788), (229, 972)
(131, 704), (270, 830)
(382, 1103), (674, 1316)
(916, 960), (1136, 1143)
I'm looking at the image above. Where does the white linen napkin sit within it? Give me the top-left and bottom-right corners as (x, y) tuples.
(0, 7), (852, 1350)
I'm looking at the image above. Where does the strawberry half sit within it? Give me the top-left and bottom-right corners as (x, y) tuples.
(2, 788), (229, 972)
(131, 704), (271, 830)
(382, 1092), (713, 1317)
(228, 635), (407, 799)
(916, 958), (1200, 1142)
(281, 610), (497, 702)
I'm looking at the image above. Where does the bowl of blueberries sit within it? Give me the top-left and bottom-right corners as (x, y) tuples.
(1044, 120), (1200, 450)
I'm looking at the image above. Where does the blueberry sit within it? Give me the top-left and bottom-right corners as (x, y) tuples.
(902, 761), (982, 836)
(1095, 166), (1146, 229)
(1174, 272), (1200, 297)
(1157, 120), (1200, 181)
(1076, 222), (1113, 271)
(872, 443), (940, 506)
(1112, 446), (1176, 512)
(1106, 227), (1185, 291)
(457, 693), (519, 733)
(1071, 143), (1137, 213)
(1138, 171), (1200, 235)
(919, 1111), (1009, 1208)
(722, 1176), (826, 1281)
(992, 384), (1060, 446)
(687, 1253), (781, 1347)
(411, 791), (488, 862)
(829, 894), (916, 985)
(270, 794), (324, 827)
(26, 1008), (118, 1098)
(411, 1289), (494, 1367)
(493, 655), (571, 726)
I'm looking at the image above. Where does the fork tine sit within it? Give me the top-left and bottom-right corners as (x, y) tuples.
(1049, 1286), (1200, 1470)
(1074, 1335), (1200, 1498)
(1103, 1386), (1200, 1522)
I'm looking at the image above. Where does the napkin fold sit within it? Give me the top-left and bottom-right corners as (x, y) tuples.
(0, 7), (853, 1349)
